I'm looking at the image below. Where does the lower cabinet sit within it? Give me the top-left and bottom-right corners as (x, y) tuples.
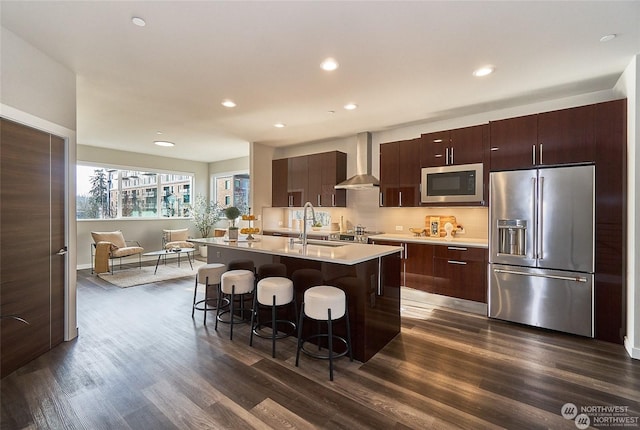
(432, 245), (487, 303)
(370, 239), (487, 303)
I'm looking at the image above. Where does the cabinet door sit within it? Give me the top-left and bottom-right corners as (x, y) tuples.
(288, 156), (308, 206)
(420, 131), (450, 167)
(450, 124), (486, 165)
(272, 158), (289, 207)
(320, 151), (347, 207)
(398, 138), (421, 207)
(307, 153), (323, 206)
(404, 243), (433, 292)
(379, 142), (399, 207)
(489, 114), (538, 171)
(538, 104), (595, 165)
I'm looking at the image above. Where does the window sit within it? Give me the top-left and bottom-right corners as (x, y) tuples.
(214, 173), (250, 212)
(76, 165), (193, 219)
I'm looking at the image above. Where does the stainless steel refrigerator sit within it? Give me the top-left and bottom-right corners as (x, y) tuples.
(488, 164), (595, 337)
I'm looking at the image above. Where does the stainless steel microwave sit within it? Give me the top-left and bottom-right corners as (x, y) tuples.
(421, 163), (483, 203)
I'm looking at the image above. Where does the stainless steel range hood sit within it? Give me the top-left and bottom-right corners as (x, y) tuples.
(335, 132), (379, 190)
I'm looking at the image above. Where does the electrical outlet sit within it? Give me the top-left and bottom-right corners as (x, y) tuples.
(395, 225), (403, 231)
(457, 227), (466, 234)
(216, 251), (221, 258)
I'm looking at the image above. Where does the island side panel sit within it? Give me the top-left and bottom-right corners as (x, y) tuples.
(279, 254), (401, 362)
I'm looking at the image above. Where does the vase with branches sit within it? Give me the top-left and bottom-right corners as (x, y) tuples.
(190, 195), (221, 238)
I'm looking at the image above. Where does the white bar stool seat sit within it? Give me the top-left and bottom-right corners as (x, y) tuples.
(250, 276), (297, 358)
(296, 285), (353, 381)
(215, 269), (255, 340)
(192, 263), (227, 324)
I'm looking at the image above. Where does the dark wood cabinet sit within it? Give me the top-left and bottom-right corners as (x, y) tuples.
(404, 242), (433, 292)
(272, 151), (347, 207)
(271, 158), (289, 207)
(288, 156), (308, 207)
(432, 246), (487, 303)
(489, 114), (538, 170)
(370, 237), (487, 303)
(379, 138), (421, 207)
(421, 125), (486, 167)
(489, 104), (596, 171)
(537, 104), (595, 165)
(592, 99), (626, 344)
(308, 151), (347, 207)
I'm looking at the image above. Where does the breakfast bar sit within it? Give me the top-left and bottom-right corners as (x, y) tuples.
(190, 235), (402, 362)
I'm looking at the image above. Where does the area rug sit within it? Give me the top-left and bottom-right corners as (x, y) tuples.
(98, 260), (205, 288)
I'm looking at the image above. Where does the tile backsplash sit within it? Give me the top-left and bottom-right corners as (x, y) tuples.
(261, 188), (488, 239)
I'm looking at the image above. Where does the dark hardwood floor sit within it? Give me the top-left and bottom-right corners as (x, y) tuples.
(2, 264), (639, 429)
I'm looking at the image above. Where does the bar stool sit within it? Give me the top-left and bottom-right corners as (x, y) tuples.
(257, 263), (287, 280)
(250, 276), (297, 357)
(228, 259), (255, 273)
(192, 263), (227, 324)
(215, 269), (255, 340)
(296, 285), (353, 381)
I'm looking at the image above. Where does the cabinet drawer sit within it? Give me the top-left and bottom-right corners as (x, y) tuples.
(433, 245), (486, 262)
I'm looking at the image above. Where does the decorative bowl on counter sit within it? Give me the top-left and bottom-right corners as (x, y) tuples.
(409, 227), (426, 236)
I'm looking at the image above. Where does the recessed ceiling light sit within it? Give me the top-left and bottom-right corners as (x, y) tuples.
(344, 103), (358, 110)
(320, 58), (339, 71)
(473, 66), (495, 77)
(154, 141), (175, 147)
(222, 99), (236, 108)
(600, 34), (616, 43)
(274, 123), (286, 128)
(156, 131), (163, 135)
(131, 17), (146, 27)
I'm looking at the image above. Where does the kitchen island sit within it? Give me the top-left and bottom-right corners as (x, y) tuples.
(190, 235), (402, 362)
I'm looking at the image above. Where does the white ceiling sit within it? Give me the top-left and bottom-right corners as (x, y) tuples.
(2, 1), (639, 163)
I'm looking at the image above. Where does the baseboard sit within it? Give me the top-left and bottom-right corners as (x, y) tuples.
(624, 336), (640, 360)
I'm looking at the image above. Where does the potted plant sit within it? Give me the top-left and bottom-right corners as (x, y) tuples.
(190, 195), (220, 257)
(224, 206), (241, 241)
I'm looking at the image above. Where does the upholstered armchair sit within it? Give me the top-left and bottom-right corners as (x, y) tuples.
(91, 231), (144, 274)
(162, 228), (194, 250)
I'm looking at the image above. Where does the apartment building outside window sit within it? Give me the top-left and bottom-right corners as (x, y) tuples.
(76, 165), (193, 219)
(215, 174), (249, 213)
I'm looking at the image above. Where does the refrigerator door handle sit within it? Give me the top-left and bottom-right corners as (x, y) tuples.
(539, 176), (544, 261)
(531, 176), (537, 259)
(493, 268), (588, 283)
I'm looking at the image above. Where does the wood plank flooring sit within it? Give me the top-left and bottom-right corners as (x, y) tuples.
(2, 263), (639, 429)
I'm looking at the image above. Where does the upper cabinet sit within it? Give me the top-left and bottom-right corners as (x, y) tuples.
(379, 138), (421, 207)
(421, 124), (487, 167)
(489, 104), (596, 170)
(271, 151), (347, 207)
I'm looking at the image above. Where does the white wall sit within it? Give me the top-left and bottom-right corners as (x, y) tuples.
(616, 55), (640, 359)
(1, 26), (78, 341)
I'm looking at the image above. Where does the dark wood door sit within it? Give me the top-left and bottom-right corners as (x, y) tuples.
(537, 104), (595, 165)
(489, 114), (538, 171)
(271, 158), (289, 207)
(398, 138), (421, 207)
(379, 141), (399, 207)
(1, 118), (66, 378)
(450, 124), (486, 165)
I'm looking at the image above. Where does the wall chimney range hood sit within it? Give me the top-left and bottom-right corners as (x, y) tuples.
(335, 132), (379, 190)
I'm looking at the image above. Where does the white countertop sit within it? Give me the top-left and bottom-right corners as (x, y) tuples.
(189, 235), (402, 265)
(368, 233), (488, 248)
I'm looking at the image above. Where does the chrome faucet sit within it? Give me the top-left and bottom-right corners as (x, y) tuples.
(301, 201), (317, 247)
